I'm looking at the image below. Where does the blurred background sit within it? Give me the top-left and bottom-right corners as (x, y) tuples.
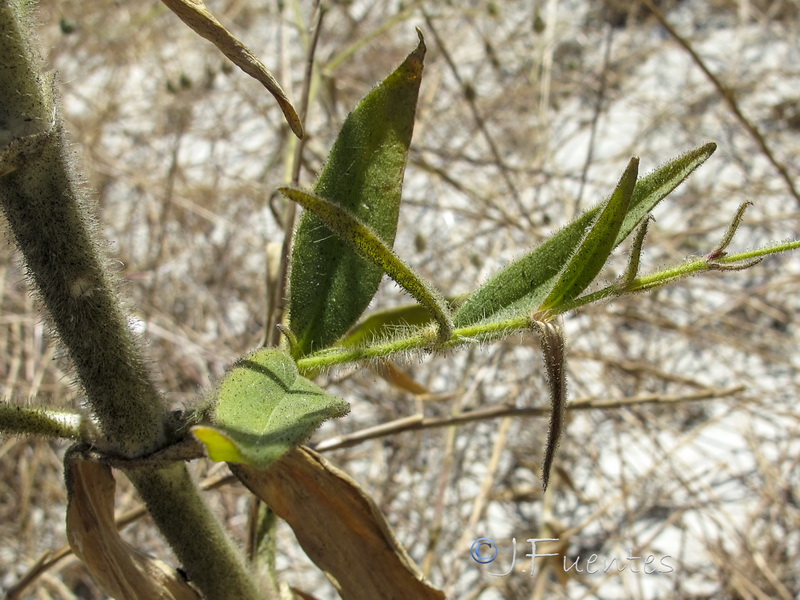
(1, 0), (798, 598)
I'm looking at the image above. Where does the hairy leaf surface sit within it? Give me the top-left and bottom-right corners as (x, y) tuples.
(192, 349), (348, 467)
(454, 143), (717, 326)
(538, 157), (638, 311)
(288, 32), (426, 356)
(282, 187), (453, 345)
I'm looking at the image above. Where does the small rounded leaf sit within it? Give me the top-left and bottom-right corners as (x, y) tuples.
(193, 349), (349, 468)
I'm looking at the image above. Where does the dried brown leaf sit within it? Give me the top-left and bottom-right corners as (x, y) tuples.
(65, 458), (200, 600)
(231, 446), (445, 600)
(534, 319), (567, 491)
(372, 360), (430, 396)
(160, 0), (304, 138)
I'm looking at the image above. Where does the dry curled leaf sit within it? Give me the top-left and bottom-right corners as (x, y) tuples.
(65, 457), (200, 600)
(533, 319), (567, 491)
(160, 0), (303, 138)
(231, 446), (445, 600)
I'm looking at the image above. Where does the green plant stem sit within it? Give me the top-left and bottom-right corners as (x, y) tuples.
(296, 241), (799, 373)
(564, 241), (800, 310)
(125, 463), (263, 600)
(0, 0), (166, 458)
(0, 404), (86, 441)
(1, 6), (264, 598)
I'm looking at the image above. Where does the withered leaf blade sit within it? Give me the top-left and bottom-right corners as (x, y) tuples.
(65, 457), (200, 600)
(532, 319), (567, 492)
(160, 0), (303, 138)
(231, 446), (445, 600)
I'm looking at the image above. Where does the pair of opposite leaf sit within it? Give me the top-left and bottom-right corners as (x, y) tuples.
(195, 32), (719, 491)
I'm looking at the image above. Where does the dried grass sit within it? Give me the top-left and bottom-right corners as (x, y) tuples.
(2, 0), (798, 598)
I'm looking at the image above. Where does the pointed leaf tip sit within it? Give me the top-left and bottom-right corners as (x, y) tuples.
(414, 27), (426, 58)
(454, 144), (717, 327)
(288, 37), (428, 354)
(539, 156), (638, 312)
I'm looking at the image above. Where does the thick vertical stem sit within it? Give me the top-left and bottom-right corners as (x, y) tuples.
(126, 463), (262, 600)
(1, 4), (263, 599)
(0, 0), (166, 458)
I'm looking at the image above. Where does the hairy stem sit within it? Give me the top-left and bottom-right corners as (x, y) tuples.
(0, 0), (165, 457)
(1, 5), (263, 598)
(296, 241), (798, 373)
(125, 463), (263, 600)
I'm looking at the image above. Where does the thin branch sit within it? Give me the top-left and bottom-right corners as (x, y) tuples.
(573, 22), (615, 218)
(455, 416), (513, 548)
(422, 10), (531, 228)
(263, 1), (325, 349)
(313, 385), (745, 452)
(640, 0), (800, 207)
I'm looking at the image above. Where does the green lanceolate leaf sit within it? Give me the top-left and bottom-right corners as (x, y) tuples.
(453, 142), (717, 326)
(281, 187), (453, 345)
(538, 157), (638, 312)
(192, 349), (349, 467)
(288, 31), (426, 356)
